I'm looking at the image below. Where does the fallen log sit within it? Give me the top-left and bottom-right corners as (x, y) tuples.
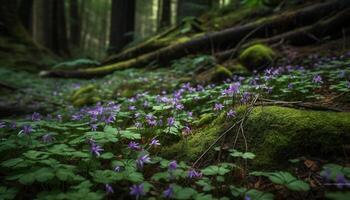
(41, 0), (350, 78)
(216, 8), (350, 62)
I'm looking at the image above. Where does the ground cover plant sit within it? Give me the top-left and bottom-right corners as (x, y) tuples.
(1, 0), (350, 199)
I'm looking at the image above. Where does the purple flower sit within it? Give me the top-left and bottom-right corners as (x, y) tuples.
(114, 165), (123, 172)
(130, 183), (146, 199)
(90, 142), (103, 157)
(128, 141), (141, 151)
(20, 125), (33, 135)
(175, 103), (184, 110)
(150, 138), (160, 146)
(214, 103), (224, 111)
(288, 83), (294, 89)
(0, 122), (6, 129)
(129, 105), (136, 111)
(245, 195), (251, 200)
(223, 82), (240, 96)
(42, 134), (54, 143)
(136, 154), (151, 169)
(240, 92), (251, 103)
(90, 124), (98, 131)
(169, 160), (177, 171)
(71, 114), (82, 121)
(167, 117), (175, 127)
(336, 174), (347, 189)
(163, 185), (174, 198)
(183, 126), (191, 136)
(10, 121), (16, 129)
(105, 184), (114, 194)
(226, 109), (237, 118)
(31, 112), (41, 121)
(188, 169), (202, 179)
(105, 115), (115, 124)
(312, 75), (323, 84)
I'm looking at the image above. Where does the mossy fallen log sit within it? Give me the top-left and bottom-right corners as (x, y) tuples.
(42, 0), (349, 78)
(162, 106), (350, 167)
(217, 8), (350, 62)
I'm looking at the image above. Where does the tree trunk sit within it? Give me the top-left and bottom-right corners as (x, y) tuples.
(109, 0), (136, 54)
(41, 0), (350, 78)
(33, 0), (70, 57)
(160, 0), (171, 29)
(69, 0), (81, 48)
(18, 0), (33, 34)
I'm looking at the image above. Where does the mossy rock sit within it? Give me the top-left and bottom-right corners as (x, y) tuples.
(71, 84), (96, 101)
(194, 113), (216, 127)
(211, 66), (233, 82)
(73, 96), (101, 107)
(71, 85), (100, 107)
(53, 59), (100, 70)
(239, 44), (276, 71)
(162, 106), (350, 167)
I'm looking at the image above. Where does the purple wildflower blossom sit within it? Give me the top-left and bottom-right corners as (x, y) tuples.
(136, 154), (151, 169)
(188, 169), (202, 179)
(167, 117), (175, 127)
(214, 103), (224, 111)
(105, 115), (115, 124)
(0, 122), (5, 129)
(90, 124), (98, 131)
(169, 160), (178, 171)
(150, 138), (161, 146)
(312, 75), (323, 84)
(31, 112), (41, 121)
(105, 184), (114, 194)
(42, 134), (54, 143)
(114, 165), (123, 172)
(128, 141), (141, 151)
(175, 103), (184, 110)
(226, 109), (237, 118)
(10, 121), (16, 129)
(223, 82), (241, 96)
(90, 142), (103, 157)
(20, 125), (33, 135)
(163, 185), (174, 198)
(336, 174), (347, 189)
(183, 126), (191, 136)
(130, 184), (146, 199)
(129, 105), (136, 111)
(245, 195), (251, 200)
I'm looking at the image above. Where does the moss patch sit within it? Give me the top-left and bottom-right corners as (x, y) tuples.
(71, 85), (101, 107)
(239, 44), (276, 71)
(162, 106), (350, 167)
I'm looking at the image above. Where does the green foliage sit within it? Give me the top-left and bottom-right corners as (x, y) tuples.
(250, 171), (310, 191)
(229, 149), (256, 160)
(230, 185), (274, 200)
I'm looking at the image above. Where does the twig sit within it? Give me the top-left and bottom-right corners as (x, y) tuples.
(192, 95), (259, 168)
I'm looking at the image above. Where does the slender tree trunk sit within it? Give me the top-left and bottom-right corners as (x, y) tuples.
(33, 0), (70, 57)
(18, 0), (33, 34)
(160, 0), (171, 29)
(109, 0), (136, 54)
(69, 0), (81, 48)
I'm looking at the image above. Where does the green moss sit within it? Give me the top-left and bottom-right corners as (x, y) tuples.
(71, 85), (96, 101)
(162, 106), (350, 167)
(73, 96), (101, 107)
(211, 66), (233, 82)
(70, 85), (101, 107)
(239, 44), (276, 71)
(194, 113), (216, 127)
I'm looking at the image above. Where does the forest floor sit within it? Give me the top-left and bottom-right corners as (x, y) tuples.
(1, 1), (350, 200)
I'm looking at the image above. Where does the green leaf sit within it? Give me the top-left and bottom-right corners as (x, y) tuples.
(90, 170), (123, 184)
(100, 152), (114, 160)
(34, 168), (55, 182)
(172, 185), (198, 199)
(1, 158), (24, 168)
(201, 164), (231, 176)
(250, 171), (310, 192)
(229, 149), (256, 160)
(325, 192), (350, 200)
(119, 129), (141, 140)
(0, 186), (18, 200)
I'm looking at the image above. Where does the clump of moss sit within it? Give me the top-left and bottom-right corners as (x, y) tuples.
(239, 44), (276, 71)
(71, 85), (101, 107)
(211, 66), (233, 82)
(162, 106), (350, 167)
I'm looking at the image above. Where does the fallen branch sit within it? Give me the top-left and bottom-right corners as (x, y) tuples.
(217, 8), (350, 62)
(41, 0), (349, 78)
